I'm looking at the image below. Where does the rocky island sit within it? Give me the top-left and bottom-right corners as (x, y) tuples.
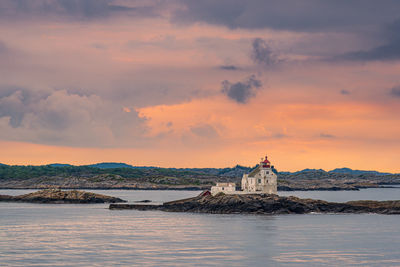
(0, 189), (126, 204)
(110, 192), (400, 215)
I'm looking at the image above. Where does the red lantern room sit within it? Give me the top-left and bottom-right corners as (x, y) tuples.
(261, 155), (271, 168)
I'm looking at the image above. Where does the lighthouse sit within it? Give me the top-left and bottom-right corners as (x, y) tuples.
(241, 155), (278, 194)
(210, 154), (278, 195)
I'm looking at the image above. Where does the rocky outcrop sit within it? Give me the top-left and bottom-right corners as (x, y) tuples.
(0, 178), (386, 191)
(109, 192), (400, 215)
(0, 189), (126, 204)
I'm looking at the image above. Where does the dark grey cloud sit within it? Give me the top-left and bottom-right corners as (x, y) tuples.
(173, 0), (400, 32)
(92, 43), (107, 50)
(219, 65), (239, 70)
(0, 40), (13, 58)
(251, 38), (278, 67)
(0, 40), (21, 63)
(221, 75), (262, 104)
(0, 0), (158, 21)
(337, 18), (400, 61)
(338, 42), (400, 61)
(190, 124), (219, 138)
(320, 133), (335, 138)
(274, 133), (288, 139)
(0, 41), (6, 53)
(173, 1), (400, 62)
(340, 90), (350, 95)
(390, 86), (400, 97)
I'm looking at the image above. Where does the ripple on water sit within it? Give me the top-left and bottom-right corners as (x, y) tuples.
(1, 189), (400, 266)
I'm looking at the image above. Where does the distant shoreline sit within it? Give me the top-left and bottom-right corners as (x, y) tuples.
(1, 165), (399, 192)
(1, 184), (399, 191)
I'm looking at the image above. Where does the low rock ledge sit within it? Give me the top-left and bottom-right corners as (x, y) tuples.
(0, 189), (126, 204)
(109, 192), (400, 215)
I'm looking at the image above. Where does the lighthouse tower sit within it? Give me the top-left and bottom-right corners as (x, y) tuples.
(241, 155), (278, 194)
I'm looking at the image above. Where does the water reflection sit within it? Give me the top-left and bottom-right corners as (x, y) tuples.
(1, 190), (400, 266)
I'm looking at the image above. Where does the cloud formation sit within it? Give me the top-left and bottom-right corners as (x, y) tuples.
(173, 0), (400, 32)
(0, 86), (146, 147)
(339, 42), (400, 62)
(190, 124), (219, 138)
(0, 0), (158, 21)
(320, 133), (335, 138)
(337, 18), (400, 61)
(173, 1), (400, 63)
(251, 38), (278, 67)
(0, 0), (400, 172)
(219, 65), (239, 70)
(221, 75), (262, 104)
(390, 86), (400, 97)
(340, 90), (350, 95)
(0, 40), (6, 53)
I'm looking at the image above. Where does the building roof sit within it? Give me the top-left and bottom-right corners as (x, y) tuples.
(262, 156), (270, 164)
(248, 165), (261, 177)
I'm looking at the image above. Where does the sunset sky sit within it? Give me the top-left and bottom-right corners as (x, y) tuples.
(1, 0), (400, 172)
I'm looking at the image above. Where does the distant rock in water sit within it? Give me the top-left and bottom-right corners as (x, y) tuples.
(0, 189), (126, 204)
(110, 192), (400, 215)
(134, 200), (152, 203)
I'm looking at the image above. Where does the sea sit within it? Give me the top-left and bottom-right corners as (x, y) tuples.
(1, 187), (400, 266)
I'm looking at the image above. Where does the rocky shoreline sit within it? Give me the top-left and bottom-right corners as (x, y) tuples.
(0, 183), (390, 191)
(0, 189), (126, 204)
(0, 185), (209, 190)
(109, 192), (400, 215)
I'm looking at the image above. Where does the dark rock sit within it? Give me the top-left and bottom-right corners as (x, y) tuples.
(0, 189), (126, 204)
(109, 192), (400, 215)
(0, 195), (15, 201)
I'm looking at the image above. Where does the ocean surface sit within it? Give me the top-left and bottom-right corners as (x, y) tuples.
(1, 188), (400, 266)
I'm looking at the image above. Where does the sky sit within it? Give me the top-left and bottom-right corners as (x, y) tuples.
(0, 0), (400, 172)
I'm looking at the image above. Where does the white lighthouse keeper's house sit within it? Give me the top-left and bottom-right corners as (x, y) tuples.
(210, 155), (278, 195)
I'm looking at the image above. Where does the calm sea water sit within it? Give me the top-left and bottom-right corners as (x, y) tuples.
(1, 188), (399, 266)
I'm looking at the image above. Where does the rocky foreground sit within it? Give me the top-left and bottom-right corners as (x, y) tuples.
(110, 192), (400, 215)
(0, 189), (126, 204)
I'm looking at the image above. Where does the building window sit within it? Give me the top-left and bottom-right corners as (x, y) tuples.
(258, 179), (261, 183)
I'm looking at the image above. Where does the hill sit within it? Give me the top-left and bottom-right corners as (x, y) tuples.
(48, 163), (74, 167)
(0, 163), (399, 190)
(85, 162), (135, 169)
(329, 167), (391, 176)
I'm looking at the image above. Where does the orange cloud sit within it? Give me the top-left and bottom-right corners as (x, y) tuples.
(1, 6), (399, 173)
(136, 93), (400, 172)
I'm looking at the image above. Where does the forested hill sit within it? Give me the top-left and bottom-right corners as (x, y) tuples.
(0, 164), (248, 189)
(0, 164), (253, 180)
(0, 163), (398, 190)
(0, 163), (395, 178)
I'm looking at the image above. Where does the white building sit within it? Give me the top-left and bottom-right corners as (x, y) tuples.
(241, 155), (277, 194)
(210, 182), (236, 195)
(210, 155), (278, 195)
